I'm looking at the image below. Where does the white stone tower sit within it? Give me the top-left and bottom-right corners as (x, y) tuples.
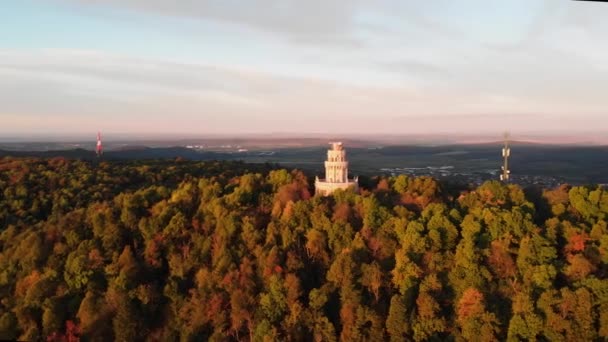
(315, 142), (358, 196)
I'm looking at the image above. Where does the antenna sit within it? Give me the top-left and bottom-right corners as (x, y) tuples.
(501, 132), (510, 182)
(96, 131), (103, 157)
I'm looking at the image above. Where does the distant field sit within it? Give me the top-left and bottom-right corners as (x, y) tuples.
(235, 144), (608, 184)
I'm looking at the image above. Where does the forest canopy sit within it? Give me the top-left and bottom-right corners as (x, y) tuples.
(0, 157), (607, 341)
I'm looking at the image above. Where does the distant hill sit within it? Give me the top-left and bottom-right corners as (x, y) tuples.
(0, 148), (94, 159)
(3, 143), (608, 184)
(0, 147), (229, 161)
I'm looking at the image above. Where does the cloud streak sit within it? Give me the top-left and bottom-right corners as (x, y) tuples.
(2, 46), (606, 136)
(2, 0), (608, 136)
(58, 0), (363, 45)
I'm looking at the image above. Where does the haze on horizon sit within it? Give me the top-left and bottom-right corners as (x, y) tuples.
(1, 0), (607, 138)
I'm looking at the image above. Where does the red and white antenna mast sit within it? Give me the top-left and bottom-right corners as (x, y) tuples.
(96, 131), (103, 157)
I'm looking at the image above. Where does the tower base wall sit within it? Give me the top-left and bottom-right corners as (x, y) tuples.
(315, 179), (358, 196)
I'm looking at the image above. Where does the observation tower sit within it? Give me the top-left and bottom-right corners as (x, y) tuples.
(315, 142), (358, 196)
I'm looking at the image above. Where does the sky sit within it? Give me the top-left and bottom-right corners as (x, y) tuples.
(1, 0), (608, 139)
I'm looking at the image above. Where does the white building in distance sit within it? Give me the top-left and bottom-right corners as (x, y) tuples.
(315, 142), (359, 196)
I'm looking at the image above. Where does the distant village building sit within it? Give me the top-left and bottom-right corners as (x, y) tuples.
(315, 142), (358, 196)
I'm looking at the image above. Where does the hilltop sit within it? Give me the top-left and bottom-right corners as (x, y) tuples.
(0, 158), (607, 341)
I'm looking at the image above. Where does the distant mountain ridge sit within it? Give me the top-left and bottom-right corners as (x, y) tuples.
(0, 147), (228, 160)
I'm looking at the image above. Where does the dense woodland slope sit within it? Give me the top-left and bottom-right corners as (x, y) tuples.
(0, 157), (607, 341)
